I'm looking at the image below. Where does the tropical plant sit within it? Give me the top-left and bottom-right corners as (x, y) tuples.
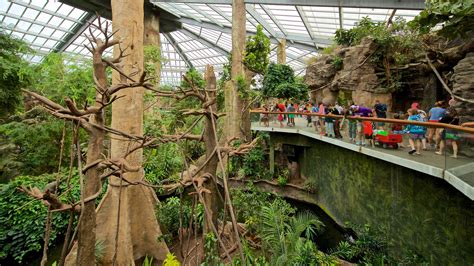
(409, 0), (474, 39)
(0, 31), (32, 118)
(230, 185), (273, 232)
(0, 108), (73, 178)
(0, 172), (81, 263)
(332, 55), (343, 70)
(331, 223), (395, 264)
(30, 53), (95, 105)
(202, 233), (222, 266)
(259, 200), (324, 265)
(163, 253), (181, 266)
(244, 24), (271, 74)
(144, 143), (183, 185)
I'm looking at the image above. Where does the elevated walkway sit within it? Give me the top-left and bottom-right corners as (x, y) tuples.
(251, 118), (474, 200)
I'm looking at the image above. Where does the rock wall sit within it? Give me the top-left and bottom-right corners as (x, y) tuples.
(452, 52), (474, 123)
(304, 37), (445, 112)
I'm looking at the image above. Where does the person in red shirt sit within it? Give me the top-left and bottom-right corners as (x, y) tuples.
(276, 102), (285, 128)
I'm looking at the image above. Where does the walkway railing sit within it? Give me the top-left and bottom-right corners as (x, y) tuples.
(250, 110), (474, 200)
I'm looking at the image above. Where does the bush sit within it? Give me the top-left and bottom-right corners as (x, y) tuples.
(0, 110), (73, 178)
(0, 172), (81, 263)
(144, 143), (183, 185)
(156, 197), (203, 244)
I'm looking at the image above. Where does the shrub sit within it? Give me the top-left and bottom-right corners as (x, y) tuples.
(144, 143), (183, 185)
(0, 172), (81, 263)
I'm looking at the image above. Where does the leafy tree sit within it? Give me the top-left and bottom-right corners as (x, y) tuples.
(30, 53), (94, 105)
(0, 31), (32, 118)
(244, 25), (271, 74)
(409, 0), (474, 39)
(262, 64), (308, 100)
(0, 108), (73, 178)
(262, 63), (294, 98)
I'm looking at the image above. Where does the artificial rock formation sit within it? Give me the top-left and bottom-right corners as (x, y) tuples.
(452, 52), (474, 124)
(304, 37), (447, 112)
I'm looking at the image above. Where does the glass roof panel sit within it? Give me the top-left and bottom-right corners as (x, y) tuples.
(2, 0), (424, 85)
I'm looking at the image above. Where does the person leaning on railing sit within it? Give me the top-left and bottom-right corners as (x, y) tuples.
(436, 107), (460, 158)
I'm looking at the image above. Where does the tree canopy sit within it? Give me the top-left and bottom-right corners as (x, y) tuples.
(0, 31), (32, 118)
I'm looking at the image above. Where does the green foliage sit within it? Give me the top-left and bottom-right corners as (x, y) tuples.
(202, 233), (222, 266)
(233, 238), (270, 266)
(144, 143), (183, 185)
(259, 201), (324, 265)
(163, 253), (181, 266)
(334, 16), (422, 90)
(0, 172), (81, 263)
(30, 53), (94, 105)
(95, 240), (105, 261)
(0, 109), (73, 178)
(334, 28), (357, 46)
(331, 224), (394, 264)
(231, 185), (274, 232)
(244, 25), (271, 74)
(230, 142), (268, 180)
(156, 197), (203, 244)
(303, 179), (317, 193)
(409, 0), (474, 39)
(274, 80), (308, 101)
(236, 74), (249, 100)
(332, 56), (343, 70)
(262, 63), (294, 98)
(144, 45), (165, 85)
(0, 31), (32, 118)
(142, 256), (154, 266)
(277, 175), (288, 186)
(181, 68), (205, 89)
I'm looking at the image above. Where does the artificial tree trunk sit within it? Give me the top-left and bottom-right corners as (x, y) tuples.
(202, 66), (219, 238)
(75, 55), (106, 265)
(277, 39), (286, 64)
(93, 1), (168, 264)
(226, 0), (251, 142)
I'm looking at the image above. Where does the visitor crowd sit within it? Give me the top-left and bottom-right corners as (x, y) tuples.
(259, 98), (461, 158)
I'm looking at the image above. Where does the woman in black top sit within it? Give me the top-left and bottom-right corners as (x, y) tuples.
(435, 107), (460, 158)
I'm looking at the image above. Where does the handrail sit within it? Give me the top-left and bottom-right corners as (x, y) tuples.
(250, 110), (474, 134)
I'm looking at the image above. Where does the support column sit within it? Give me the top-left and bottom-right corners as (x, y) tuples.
(144, 9), (162, 114)
(277, 39), (286, 64)
(269, 141), (275, 176)
(227, 0), (251, 141)
(94, 1), (168, 264)
(144, 9), (161, 85)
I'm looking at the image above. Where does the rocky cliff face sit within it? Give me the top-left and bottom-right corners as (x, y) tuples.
(304, 37), (445, 112)
(452, 52), (474, 124)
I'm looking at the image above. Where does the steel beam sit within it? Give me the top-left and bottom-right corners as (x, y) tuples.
(151, 0), (425, 10)
(164, 32), (195, 68)
(0, 12), (74, 34)
(245, 4), (279, 38)
(54, 13), (97, 52)
(260, 4), (288, 36)
(295, 6), (317, 49)
(338, 7), (344, 29)
(173, 17), (327, 51)
(180, 28), (230, 55)
(10, 0), (82, 23)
